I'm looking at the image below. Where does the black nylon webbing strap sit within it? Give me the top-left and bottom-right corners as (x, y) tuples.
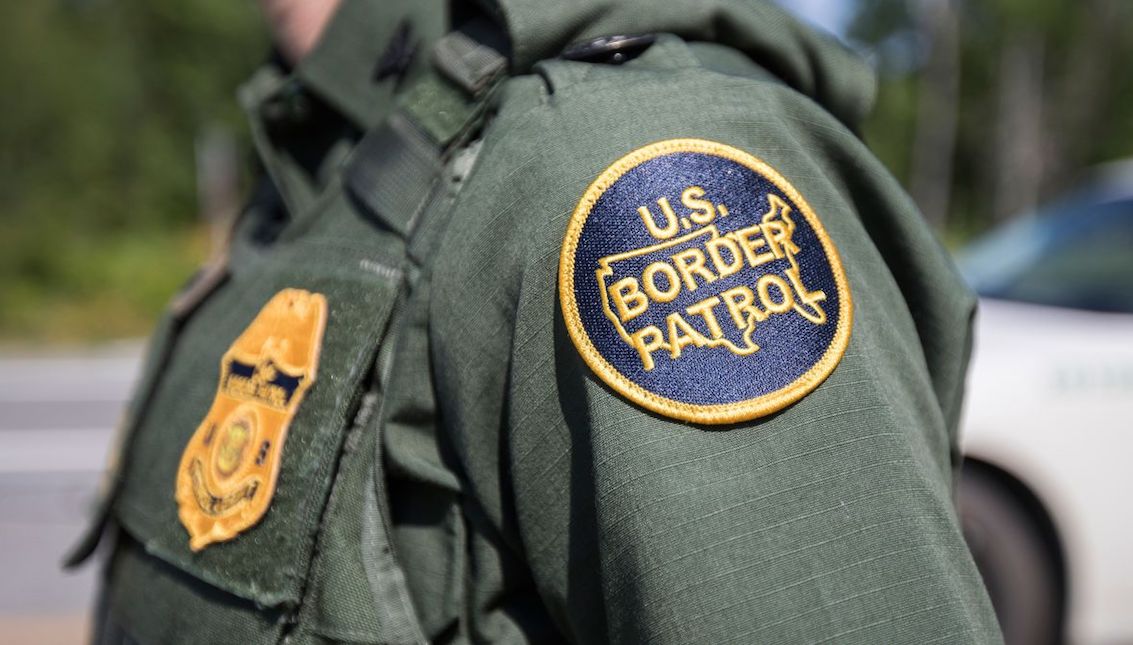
(348, 22), (508, 643)
(344, 23), (505, 239)
(345, 113), (444, 237)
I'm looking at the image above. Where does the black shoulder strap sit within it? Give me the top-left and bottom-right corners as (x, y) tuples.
(345, 23), (507, 644)
(344, 18), (506, 240)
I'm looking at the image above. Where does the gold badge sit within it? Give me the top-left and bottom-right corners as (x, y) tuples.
(176, 288), (327, 551)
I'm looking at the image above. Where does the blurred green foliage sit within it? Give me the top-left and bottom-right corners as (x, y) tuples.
(0, 0), (265, 342)
(853, 0), (1133, 238)
(4, 0), (1133, 343)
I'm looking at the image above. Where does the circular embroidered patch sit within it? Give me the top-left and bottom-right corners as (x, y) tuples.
(559, 139), (852, 424)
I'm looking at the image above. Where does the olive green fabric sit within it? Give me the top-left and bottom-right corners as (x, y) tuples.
(423, 34), (997, 642)
(492, 0), (876, 128)
(83, 0), (1002, 643)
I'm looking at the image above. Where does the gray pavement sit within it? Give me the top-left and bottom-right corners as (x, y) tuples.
(0, 344), (141, 644)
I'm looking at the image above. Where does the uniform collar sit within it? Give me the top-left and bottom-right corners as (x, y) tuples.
(291, 0), (447, 130)
(237, 0), (449, 219)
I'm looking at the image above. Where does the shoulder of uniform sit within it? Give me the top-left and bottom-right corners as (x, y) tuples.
(439, 41), (857, 267)
(430, 37), (946, 426)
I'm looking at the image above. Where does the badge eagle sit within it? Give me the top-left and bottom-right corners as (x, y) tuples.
(176, 288), (327, 551)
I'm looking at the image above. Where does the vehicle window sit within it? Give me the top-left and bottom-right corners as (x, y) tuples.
(958, 216), (1051, 296)
(995, 203), (1133, 313)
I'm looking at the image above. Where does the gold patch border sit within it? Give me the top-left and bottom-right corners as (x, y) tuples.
(558, 138), (853, 425)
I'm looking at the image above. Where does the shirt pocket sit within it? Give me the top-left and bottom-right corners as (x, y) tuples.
(105, 243), (403, 643)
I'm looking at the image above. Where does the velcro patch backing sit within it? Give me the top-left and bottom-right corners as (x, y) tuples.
(559, 139), (852, 425)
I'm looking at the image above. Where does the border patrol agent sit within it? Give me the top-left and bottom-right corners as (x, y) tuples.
(69, 0), (1004, 642)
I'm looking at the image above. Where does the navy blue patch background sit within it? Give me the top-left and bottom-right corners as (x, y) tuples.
(571, 151), (842, 407)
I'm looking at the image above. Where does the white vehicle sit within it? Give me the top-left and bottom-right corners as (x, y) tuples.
(957, 177), (1133, 645)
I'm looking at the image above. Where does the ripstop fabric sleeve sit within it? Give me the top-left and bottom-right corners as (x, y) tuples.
(430, 50), (1001, 644)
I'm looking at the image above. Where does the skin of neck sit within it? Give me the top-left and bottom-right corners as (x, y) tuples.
(258, 0), (342, 64)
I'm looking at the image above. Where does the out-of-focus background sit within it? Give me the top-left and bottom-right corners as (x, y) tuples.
(1, 0), (1131, 643)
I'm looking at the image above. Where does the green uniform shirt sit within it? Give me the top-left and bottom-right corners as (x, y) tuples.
(80, 0), (1003, 643)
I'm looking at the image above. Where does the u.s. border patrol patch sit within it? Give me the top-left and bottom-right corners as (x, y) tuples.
(559, 139), (852, 424)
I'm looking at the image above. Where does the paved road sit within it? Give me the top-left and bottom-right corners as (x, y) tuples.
(0, 344), (141, 645)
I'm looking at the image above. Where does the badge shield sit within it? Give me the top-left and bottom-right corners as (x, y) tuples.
(176, 288), (327, 551)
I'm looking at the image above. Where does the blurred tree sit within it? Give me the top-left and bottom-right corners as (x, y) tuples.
(850, 0), (1133, 238)
(907, 0), (960, 230)
(0, 0), (265, 341)
(5, 0), (1133, 340)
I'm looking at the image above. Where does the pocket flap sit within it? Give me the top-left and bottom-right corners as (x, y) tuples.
(112, 249), (402, 607)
